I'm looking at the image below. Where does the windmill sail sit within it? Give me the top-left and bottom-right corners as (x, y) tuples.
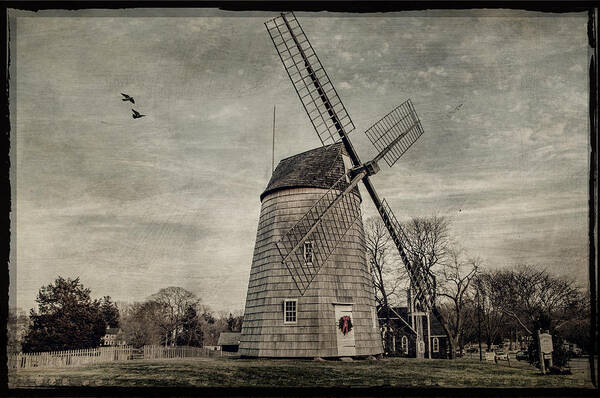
(276, 170), (365, 295)
(366, 99), (425, 168)
(265, 12), (355, 146)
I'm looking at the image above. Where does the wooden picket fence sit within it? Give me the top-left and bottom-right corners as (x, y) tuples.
(9, 345), (237, 369)
(143, 345), (235, 359)
(8, 346), (134, 369)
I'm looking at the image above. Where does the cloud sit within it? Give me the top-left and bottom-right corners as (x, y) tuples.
(569, 63), (583, 73)
(417, 66), (448, 79)
(205, 103), (249, 121)
(340, 51), (354, 61)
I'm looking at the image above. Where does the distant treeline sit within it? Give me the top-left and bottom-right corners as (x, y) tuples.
(8, 277), (242, 353)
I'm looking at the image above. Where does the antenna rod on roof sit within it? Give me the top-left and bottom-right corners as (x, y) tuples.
(272, 105), (276, 174)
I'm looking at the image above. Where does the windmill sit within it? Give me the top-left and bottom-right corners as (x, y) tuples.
(239, 12), (438, 358)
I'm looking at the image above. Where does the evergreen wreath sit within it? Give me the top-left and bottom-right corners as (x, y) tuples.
(338, 315), (353, 335)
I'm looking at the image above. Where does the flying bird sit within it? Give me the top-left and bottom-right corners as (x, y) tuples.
(131, 109), (146, 119)
(121, 93), (135, 104)
(447, 103), (463, 118)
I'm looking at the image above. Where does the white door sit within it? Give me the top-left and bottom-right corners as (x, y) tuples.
(334, 304), (356, 357)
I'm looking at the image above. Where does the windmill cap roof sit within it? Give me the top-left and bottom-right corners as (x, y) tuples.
(261, 142), (361, 201)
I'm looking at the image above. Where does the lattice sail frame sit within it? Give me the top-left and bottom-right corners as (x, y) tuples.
(265, 13), (356, 146)
(275, 172), (362, 295)
(366, 99), (424, 168)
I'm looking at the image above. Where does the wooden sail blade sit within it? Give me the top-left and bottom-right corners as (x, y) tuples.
(377, 198), (436, 310)
(365, 100), (425, 168)
(265, 12), (355, 146)
(275, 172), (363, 295)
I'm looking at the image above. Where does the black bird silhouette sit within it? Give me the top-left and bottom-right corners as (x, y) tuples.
(121, 93), (135, 104)
(131, 109), (146, 119)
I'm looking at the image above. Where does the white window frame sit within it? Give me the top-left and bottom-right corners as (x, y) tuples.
(432, 337), (439, 353)
(303, 241), (313, 265)
(283, 299), (298, 324)
(401, 336), (408, 354)
(418, 340), (425, 353)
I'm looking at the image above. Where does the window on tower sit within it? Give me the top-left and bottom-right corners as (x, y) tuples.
(303, 241), (313, 265)
(432, 337), (439, 353)
(283, 299), (297, 324)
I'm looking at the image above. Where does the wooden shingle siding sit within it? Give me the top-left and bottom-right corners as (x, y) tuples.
(239, 183), (383, 358)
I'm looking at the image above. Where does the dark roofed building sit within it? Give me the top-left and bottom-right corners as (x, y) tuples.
(378, 307), (449, 359)
(217, 332), (241, 352)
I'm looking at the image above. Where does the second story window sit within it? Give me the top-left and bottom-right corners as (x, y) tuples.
(303, 241), (313, 265)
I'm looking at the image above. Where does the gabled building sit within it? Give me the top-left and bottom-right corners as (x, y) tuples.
(378, 307), (449, 359)
(217, 332), (241, 353)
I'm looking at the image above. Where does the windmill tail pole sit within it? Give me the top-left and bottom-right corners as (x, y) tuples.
(272, 105), (276, 174)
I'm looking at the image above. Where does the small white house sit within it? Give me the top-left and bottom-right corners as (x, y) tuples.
(101, 327), (124, 346)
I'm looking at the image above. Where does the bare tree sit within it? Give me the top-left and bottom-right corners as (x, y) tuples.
(365, 217), (404, 352)
(473, 273), (507, 351)
(485, 265), (583, 335)
(399, 214), (451, 355)
(365, 217), (404, 308)
(400, 215), (451, 305)
(436, 247), (479, 359)
(149, 287), (200, 347)
(120, 301), (165, 348)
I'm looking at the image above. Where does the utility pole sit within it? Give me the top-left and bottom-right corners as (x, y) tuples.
(477, 287), (483, 361)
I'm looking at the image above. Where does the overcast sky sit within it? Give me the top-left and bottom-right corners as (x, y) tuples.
(9, 8), (590, 314)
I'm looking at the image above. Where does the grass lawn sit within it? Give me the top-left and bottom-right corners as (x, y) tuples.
(9, 356), (594, 389)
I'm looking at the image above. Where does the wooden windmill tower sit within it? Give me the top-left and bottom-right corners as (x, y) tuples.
(239, 12), (438, 358)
